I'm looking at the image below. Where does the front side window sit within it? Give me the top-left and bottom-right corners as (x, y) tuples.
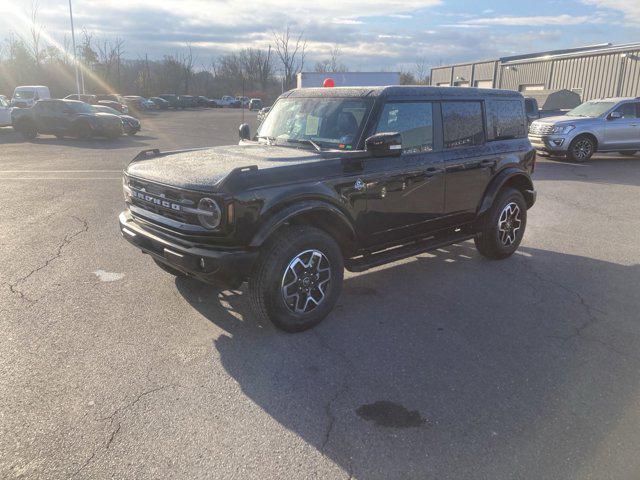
(612, 103), (638, 119)
(486, 99), (526, 140)
(257, 97), (372, 150)
(375, 102), (433, 153)
(442, 102), (484, 149)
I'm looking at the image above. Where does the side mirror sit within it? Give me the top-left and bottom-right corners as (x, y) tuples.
(608, 111), (623, 120)
(365, 132), (402, 157)
(239, 123), (251, 141)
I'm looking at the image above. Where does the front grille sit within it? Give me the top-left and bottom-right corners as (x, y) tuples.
(128, 177), (201, 228)
(529, 123), (554, 135)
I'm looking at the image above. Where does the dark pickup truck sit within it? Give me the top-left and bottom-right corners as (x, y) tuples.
(119, 86), (536, 332)
(12, 99), (123, 140)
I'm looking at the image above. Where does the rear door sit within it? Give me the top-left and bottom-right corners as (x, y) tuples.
(360, 100), (445, 246)
(441, 101), (494, 224)
(604, 102), (640, 150)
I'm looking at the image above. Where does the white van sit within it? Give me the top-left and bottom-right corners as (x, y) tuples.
(11, 86), (51, 108)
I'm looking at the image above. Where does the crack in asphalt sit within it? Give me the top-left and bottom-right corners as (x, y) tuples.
(7, 216), (89, 303)
(520, 256), (635, 360)
(313, 333), (356, 479)
(71, 384), (177, 478)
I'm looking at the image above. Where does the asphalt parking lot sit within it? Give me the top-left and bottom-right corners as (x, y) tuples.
(1, 108), (639, 480)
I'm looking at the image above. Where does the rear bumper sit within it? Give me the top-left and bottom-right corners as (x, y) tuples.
(119, 211), (258, 288)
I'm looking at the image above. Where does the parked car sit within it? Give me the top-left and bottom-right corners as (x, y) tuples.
(149, 97), (170, 110)
(0, 95), (12, 127)
(12, 99), (123, 140)
(529, 97), (640, 161)
(213, 95), (240, 108)
(96, 93), (127, 104)
(11, 86), (51, 108)
(124, 96), (155, 112)
(256, 106), (270, 124)
(97, 100), (129, 114)
(64, 94), (98, 104)
(158, 94), (181, 109)
(119, 86), (536, 332)
(236, 96), (250, 107)
(524, 89), (581, 125)
(92, 104), (140, 135)
(249, 98), (264, 111)
(179, 95), (197, 108)
(196, 96), (211, 107)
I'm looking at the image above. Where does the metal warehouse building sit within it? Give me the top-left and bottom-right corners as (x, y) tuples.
(430, 43), (640, 101)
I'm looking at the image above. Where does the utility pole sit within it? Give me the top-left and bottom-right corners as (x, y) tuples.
(68, 0), (81, 97)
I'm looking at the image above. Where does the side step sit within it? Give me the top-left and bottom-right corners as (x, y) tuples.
(345, 233), (475, 273)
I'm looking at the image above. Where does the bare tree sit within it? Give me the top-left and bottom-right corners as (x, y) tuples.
(25, 1), (44, 66)
(179, 43), (197, 93)
(273, 25), (306, 90)
(314, 45), (348, 73)
(414, 57), (429, 85)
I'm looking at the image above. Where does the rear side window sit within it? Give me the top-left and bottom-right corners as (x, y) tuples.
(442, 102), (484, 149)
(375, 102), (433, 154)
(486, 99), (527, 140)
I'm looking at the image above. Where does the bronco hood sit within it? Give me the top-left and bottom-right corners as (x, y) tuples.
(126, 143), (328, 191)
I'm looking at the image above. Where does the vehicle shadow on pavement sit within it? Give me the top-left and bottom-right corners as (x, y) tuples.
(176, 243), (640, 479)
(0, 132), (156, 149)
(535, 155), (640, 187)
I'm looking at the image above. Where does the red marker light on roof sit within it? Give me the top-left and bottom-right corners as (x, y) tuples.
(323, 78), (335, 88)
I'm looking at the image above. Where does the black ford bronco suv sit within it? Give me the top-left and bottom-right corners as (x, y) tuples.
(119, 86), (536, 332)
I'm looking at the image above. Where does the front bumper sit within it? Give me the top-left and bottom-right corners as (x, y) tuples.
(119, 210), (258, 288)
(528, 134), (569, 153)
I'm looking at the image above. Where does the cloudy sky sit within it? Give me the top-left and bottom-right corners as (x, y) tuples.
(0, 0), (638, 70)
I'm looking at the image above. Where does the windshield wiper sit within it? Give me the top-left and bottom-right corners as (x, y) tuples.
(285, 138), (323, 152)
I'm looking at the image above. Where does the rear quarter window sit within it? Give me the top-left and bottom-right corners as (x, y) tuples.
(486, 99), (527, 140)
(442, 102), (484, 149)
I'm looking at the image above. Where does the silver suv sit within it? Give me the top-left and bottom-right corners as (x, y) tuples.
(529, 97), (640, 161)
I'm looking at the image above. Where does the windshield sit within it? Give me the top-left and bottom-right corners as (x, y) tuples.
(14, 91), (35, 99)
(567, 101), (616, 118)
(65, 101), (94, 114)
(257, 97), (372, 149)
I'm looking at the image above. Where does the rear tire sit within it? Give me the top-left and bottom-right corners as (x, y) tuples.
(618, 150), (637, 156)
(153, 258), (187, 277)
(474, 188), (527, 260)
(249, 226), (344, 332)
(567, 135), (595, 162)
(17, 122), (37, 139)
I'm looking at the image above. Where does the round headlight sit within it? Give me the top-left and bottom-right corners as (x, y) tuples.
(197, 197), (222, 230)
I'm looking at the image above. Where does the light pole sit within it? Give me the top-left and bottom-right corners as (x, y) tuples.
(68, 0), (81, 97)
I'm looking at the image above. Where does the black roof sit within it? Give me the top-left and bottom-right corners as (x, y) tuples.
(284, 85), (522, 100)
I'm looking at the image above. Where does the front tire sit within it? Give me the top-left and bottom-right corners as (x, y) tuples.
(474, 188), (527, 260)
(618, 150), (637, 156)
(249, 226), (344, 332)
(567, 135), (595, 162)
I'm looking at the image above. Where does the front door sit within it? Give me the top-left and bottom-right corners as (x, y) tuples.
(604, 102), (640, 150)
(360, 101), (445, 246)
